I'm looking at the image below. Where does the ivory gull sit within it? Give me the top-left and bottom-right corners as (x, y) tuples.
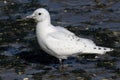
(26, 8), (113, 66)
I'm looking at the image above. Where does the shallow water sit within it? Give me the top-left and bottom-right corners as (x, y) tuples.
(0, 0), (120, 80)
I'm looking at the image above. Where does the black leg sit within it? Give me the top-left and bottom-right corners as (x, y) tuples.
(59, 59), (63, 71)
(59, 59), (62, 65)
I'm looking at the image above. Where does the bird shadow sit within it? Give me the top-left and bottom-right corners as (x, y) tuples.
(18, 50), (58, 64)
(18, 40), (59, 65)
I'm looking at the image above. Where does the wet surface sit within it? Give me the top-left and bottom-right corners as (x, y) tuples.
(0, 0), (120, 80)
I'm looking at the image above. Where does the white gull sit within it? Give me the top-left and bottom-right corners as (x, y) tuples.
(26, 8), (113, 65)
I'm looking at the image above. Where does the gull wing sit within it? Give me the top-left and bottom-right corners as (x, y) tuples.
(45, 31), (85, 57)
(56, 26), (75, 35)
(55, 26), (96, 46)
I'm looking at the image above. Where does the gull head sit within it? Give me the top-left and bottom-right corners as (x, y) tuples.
(26, 8), (50, 22)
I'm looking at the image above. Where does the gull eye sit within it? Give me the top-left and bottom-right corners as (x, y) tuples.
(38, 13), (41, 15)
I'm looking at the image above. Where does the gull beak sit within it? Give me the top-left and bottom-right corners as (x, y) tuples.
(16, 14), (34, 21)
(25, 14), (35, 19)
(16, 14), (35, 21)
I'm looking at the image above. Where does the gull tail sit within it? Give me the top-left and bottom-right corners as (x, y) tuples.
(83, 46), (114, 55)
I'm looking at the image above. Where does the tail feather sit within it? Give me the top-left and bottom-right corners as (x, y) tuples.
(82, 46), (113, 55)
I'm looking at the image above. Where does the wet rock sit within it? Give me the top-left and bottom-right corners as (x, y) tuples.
(32, 71), (47, 80)
(23, 78), (29, 80)
(102, 79), (109, 80)
(76, 77), (85, 80)
(108, 50), (120, 57)
(0, 76), (2, 80)
(96, 59), (116, 69)
(70, 69), (91, 80)
(71, 69), (86, 74)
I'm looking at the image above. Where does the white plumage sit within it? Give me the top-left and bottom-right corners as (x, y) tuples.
(26, 8), (113, 64)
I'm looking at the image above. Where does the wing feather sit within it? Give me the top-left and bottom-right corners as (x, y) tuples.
(44, 31), (85, 56)
(56, 26), (75, 35)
